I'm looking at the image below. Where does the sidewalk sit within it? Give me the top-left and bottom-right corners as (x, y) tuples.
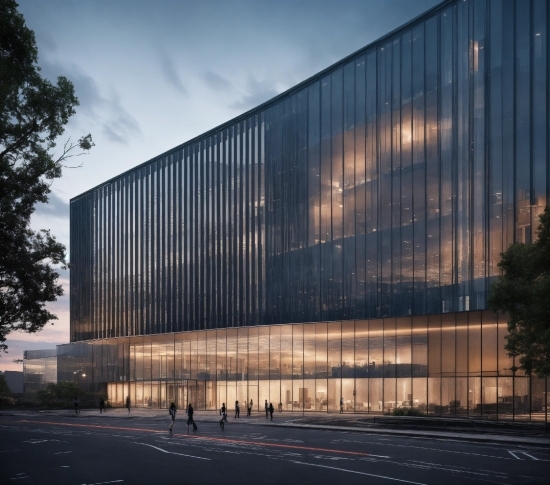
(8, 407), (549, 448)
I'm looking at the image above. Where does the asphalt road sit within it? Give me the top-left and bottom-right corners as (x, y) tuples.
(0, 413), (548, 485)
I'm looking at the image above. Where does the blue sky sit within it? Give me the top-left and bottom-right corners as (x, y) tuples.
(3, 0), (441, 371)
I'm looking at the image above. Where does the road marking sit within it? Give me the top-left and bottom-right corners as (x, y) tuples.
(508, 451), (522, 460)
(291, 461), (427, 485)
(80, 481), (124, 485)
(17, 420), (389, 459)
(508, 450), (540, 460)
(519, 452), (539, 461)
(133, 442), (210, 460)
(407, 460), (508, 477)
(22, 438), (67, 444)
(345, 439), (532, 461)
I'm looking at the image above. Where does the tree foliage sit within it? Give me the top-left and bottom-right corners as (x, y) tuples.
(35, 381), (107, 408)
(488, 207), (550, 377)
(0, 0), (93, 351)
(0, 374), (13, 401)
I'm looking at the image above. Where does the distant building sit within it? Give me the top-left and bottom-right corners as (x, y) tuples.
(27, 0), (549, 420)
(23, 350), (57, 399)
(1, 371), (24, 397)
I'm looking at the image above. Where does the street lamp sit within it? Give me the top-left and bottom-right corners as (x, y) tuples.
(73, 370), (86, 388)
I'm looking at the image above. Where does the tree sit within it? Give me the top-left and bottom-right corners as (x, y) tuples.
(0, 374), (13, 401)
(0, 0), (93, 351)
(488, 207), (550, 377)
(35, 381), (107, 408)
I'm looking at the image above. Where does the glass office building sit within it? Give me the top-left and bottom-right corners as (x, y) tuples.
(48, 0), (550, 420)
(22, 350), (58, 400)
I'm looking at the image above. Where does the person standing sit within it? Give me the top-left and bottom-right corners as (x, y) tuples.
(169, 402), (177, 432)
(187, 403), (197, 432)
(265, 399), (269, 420)
(74, 396), (79, 415)
(235, 400), (240, 418)
(126, 396), (131, 414)
(247, 399), (252, 416)
(340, 397), (344, 413)
(269, 402), (274, 421)
(99, 397), (105, 413)
(220, 403), (227, 429)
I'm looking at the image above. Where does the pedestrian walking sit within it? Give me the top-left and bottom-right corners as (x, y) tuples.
(247, 399), (252, 416)
(187, 403), (197, 432)
(269, 402), (274, 421)
(169, 402), (177, 432)
(126, 396), (131, 413)
(220, 403), (227, 429)
(265, 399), (268, 420)
(340, 397), (344, 413)
(74, 396), (79, 414)
(99, 397), (105, 413)
(235, 400), (240, 418)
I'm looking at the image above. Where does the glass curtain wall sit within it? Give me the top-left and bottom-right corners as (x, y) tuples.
(57, 312), (549, 423)
(70, 0), (548, 339)
(23, 350), (57, 398)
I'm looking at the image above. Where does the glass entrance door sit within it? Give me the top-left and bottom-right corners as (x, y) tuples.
(175, 380), (206, 410)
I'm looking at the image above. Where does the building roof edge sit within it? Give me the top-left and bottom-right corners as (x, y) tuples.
(71, 0), (453, 202)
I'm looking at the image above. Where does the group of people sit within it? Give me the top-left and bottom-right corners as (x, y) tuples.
(86, 396), (280, 429)
(232, 399), (257, 418)
(169, 402), (198, 432)
(217, 399), (275, 428)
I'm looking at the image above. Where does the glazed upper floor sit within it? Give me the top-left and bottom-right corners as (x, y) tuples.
(70, 0), (550, 340)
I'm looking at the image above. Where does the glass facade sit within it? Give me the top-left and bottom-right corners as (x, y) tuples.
(71, 0), (549, 339)
(56, 311), (548, 420)
(23, 349), (57, 399)
(60, 0), (550, 421)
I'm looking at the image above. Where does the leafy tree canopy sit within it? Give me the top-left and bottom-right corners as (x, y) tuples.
(0, 374), (13, 400)
(35, 381), (107, 408)
(0, 0), (93, 351)
(488, 207), (550, 377)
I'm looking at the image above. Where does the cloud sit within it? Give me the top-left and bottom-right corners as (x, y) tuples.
(230, 75), (280, 112)
(40, 60), (101, 117)
(34, 191), (70, 220)
(34, 28), (57, 55)
(101, 92), (142, 146)
(161, 54), (187, 95)
(39, 60), (142, 145)
(201, 70), (233, 92)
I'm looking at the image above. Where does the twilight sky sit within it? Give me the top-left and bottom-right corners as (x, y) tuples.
(3, 0), (441, 371)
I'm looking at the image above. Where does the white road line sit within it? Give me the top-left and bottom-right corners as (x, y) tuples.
(291, 461), (427, 485)
(508, 450), (540, 461)
(362, 441), (521, 460)
(519, 452), (539, 461)
(54, 451), (72, 454)
(80, 480), (124, 485)
(133, 442), (210, 460)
